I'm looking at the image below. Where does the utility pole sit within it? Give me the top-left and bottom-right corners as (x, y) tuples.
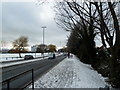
(41, 26), (46, 59)
(41, 26), (46, 44)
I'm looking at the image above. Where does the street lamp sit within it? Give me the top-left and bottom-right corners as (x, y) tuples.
(41, 26), (46, 58)
(41, 26), (46, 44)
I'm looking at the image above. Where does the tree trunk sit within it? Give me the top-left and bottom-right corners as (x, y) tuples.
(19, 52), (22, 58)
(110, 47), (118, 75)
(18, 48), (22, 58)
(108, 2), (120, 80)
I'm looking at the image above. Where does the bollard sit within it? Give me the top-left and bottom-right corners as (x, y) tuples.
(7, 80), (10, 90)
(32, 69), (34, 89)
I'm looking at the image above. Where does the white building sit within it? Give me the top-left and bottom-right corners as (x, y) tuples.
(0, 48), (9, 53)
(31, 45), (38, 52)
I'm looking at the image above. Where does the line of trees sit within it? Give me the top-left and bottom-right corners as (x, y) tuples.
(36, 44), (57, 53)
(12, 36), (28, 58)
(55, 1), (120, 87)
(9, 36), (57, 58)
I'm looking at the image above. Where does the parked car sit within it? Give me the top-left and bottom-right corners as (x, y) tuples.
(48, 52), (56, 59)
(24, 55), (34, 60)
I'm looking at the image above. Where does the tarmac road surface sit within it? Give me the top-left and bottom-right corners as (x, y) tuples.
(2, 54), (66, 89)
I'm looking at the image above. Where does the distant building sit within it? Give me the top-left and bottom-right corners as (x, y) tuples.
(31, 45), (38, 52)
(0, 48), (9, 53)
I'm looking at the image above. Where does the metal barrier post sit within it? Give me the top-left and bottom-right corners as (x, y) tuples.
(32, 69), (34, 89)
(7, 80), (10, 90)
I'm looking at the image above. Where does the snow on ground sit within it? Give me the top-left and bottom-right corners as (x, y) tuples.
(1, 53), (61, 61)
(0, 53), (47, 61)
(0, 53), (63, 68)
(0, 57), (47, 68)
(29, 55), (107, 88)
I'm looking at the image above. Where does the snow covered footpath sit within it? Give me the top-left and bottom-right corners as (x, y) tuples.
(29, 55), (108, 88)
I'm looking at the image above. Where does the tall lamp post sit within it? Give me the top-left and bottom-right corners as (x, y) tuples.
(41, 26), (46, 58)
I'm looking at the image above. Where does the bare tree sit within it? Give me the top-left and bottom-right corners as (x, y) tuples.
(55, 0), (120, 87)
(91, 2), (120, 86)
(13, 36), (28, 58)
(55, 1), (97, 64)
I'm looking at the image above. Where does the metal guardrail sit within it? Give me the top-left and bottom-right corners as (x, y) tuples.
(2, 69), (34, 90)
(2, 56), (48, 63)
(3, 57), (23, 60)
(1, 57), (48, 66)
(2, 54), (49, 60)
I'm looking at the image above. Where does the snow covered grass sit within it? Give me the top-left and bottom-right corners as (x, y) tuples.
(0, 53), (46, 61)
(1, 53), (61, 61)
(0, 57), (48, 68)
(29, 55), (108, 88)
(0, 53), (63, 68)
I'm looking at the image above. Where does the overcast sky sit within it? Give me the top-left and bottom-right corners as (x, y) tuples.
(1, 1), (69, 49)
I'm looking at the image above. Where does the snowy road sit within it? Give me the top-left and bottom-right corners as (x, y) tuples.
(29, 55), (108, 88)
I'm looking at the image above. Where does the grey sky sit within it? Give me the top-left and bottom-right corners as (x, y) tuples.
(2, 1), (69, 49)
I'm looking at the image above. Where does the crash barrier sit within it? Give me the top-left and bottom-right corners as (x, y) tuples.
(2, 69), (34, 90)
